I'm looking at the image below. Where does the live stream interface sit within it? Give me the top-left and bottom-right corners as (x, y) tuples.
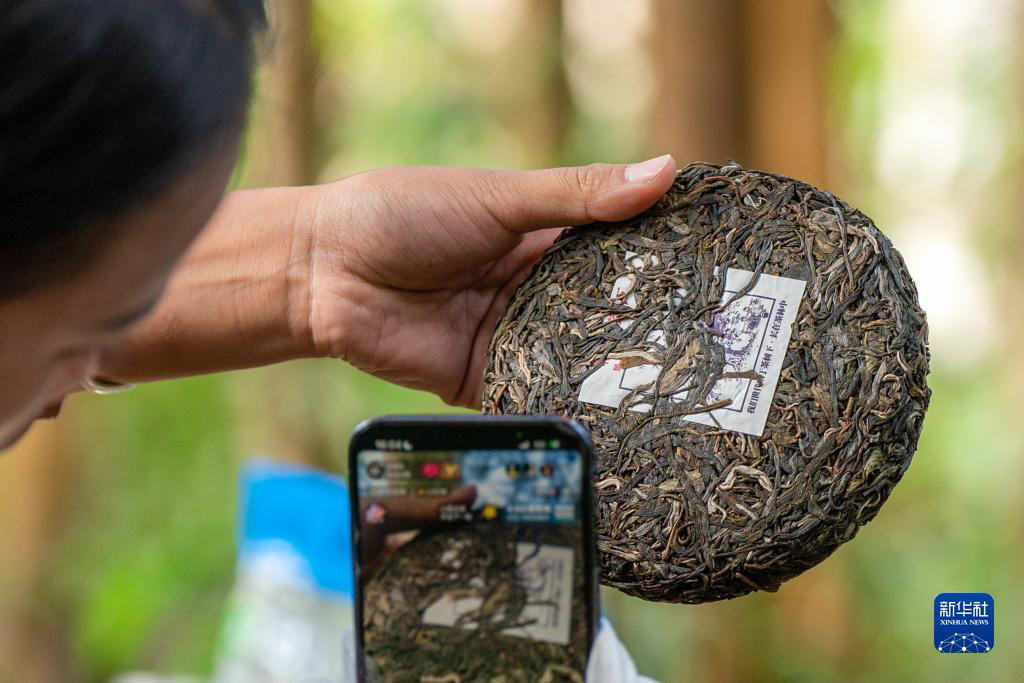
(355, 446), (589, 680)
(357, 446), (582, 525)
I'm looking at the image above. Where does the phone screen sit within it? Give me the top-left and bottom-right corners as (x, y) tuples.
(350, 417), (595, 682)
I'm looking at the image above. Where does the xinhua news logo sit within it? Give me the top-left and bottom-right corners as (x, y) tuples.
(934, 593), (994, 653)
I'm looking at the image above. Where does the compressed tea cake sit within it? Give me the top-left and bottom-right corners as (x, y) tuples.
(483, 162), (930, 603)
(362, 523), (588, 681)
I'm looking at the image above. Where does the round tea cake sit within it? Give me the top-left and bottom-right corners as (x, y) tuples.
(362, 522), (588, 682)
(483, 162), (930, 603)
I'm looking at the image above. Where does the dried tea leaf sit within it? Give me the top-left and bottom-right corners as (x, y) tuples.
(363, 523), (587, 682)
(483, 163), (930, 604)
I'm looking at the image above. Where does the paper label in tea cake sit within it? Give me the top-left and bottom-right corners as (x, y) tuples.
(421, 543), (574, 645)
(579, 260), (805, 437)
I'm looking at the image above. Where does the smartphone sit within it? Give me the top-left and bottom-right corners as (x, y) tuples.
(349, 415), (598, 682)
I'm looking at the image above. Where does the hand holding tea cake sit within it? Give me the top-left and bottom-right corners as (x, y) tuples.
(301, 158), (676, 408)
(483, 163), (930, 603)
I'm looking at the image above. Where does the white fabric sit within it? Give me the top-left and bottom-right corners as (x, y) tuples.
(586, 617), (659, 683)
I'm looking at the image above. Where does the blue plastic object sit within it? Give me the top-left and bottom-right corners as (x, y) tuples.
(238, 459), (354, 599)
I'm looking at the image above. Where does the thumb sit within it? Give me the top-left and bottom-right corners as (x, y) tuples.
(441, 485), (478, 508)
(370, 485), (478, 533)
(481, 154), (677, 233)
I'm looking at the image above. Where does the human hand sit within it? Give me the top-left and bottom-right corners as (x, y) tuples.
(359, 485), (477, 577)
(303, 155), (677, 407)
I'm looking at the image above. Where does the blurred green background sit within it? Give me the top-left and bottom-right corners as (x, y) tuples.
(1, 1), (1022, 681)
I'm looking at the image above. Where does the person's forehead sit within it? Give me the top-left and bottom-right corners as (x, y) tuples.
(81, 152), (236, 290)
(21, 157), (234, 337)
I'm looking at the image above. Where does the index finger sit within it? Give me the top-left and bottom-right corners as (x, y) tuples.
(362, 485), (477, 534)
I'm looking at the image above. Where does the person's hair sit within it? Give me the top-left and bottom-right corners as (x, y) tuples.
(0, 0), (266, 296)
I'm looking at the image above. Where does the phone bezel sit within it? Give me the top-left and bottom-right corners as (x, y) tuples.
(348, 415), (599, 681)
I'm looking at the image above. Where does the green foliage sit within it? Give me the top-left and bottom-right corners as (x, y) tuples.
(12, 2), (1021, 681)
(51, 377), (238, 678)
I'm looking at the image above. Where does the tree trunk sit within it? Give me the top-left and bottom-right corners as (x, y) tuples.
(651, 0), (745, 164)
(250, 0), (318, 186)
(500, 0), (572, 168)
(741, 0), (831, 186)
(647, 2), (835, 680)
(0, 422), (74, 683)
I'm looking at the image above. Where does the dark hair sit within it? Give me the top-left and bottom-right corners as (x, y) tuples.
(0, 0), (266, 295)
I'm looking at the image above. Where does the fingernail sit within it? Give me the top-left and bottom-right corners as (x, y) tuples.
(625, 154), (672, 184)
